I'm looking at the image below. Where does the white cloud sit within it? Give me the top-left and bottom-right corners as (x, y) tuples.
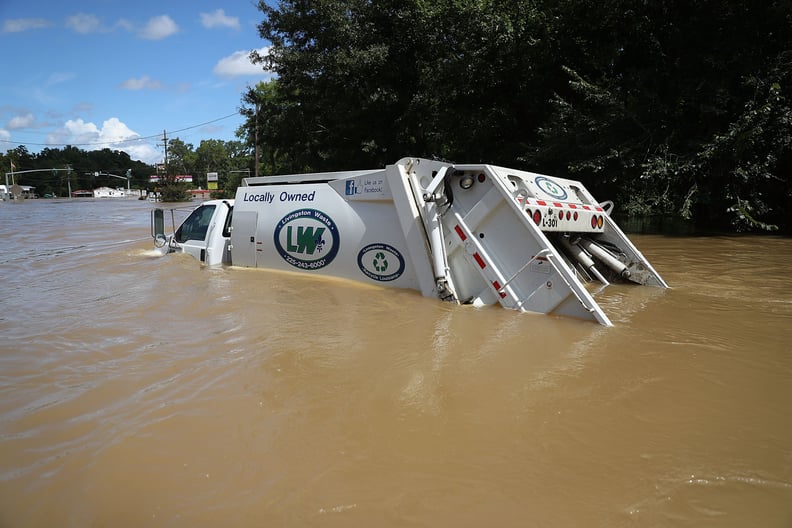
(200, 9), (240, 30)
(7, 113), (36, 129)
(139, 15), (179, 40)
(99, 117), (143, 147)
(213, 47), (270, 78)
(124, 142), (161, 165)
(66, 13), (101, 34)
(47, 118), (161, 164)
(2, 18), (52, 33)
(119, 75), (163, 90)
(48, 118), (100, 145)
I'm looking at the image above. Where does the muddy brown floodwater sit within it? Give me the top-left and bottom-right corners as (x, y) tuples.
(1, 198), (791, 527)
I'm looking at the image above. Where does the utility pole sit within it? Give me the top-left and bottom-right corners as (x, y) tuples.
(67, 165), (72, 198)
(162, 129), (169, 172)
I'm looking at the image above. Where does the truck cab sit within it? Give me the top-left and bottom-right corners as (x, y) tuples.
(152, 200), (234, 265)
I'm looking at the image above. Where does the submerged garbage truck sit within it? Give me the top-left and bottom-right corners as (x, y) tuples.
(152, 157), (667, 325)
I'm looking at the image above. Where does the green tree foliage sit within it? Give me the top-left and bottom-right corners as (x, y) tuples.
(166, 138), (198, 176)
(195, 139), (230, 182)
(1, 145), (152, 197)
(534, 0), (792, 231)
(159, 137), (251, 200)
(240, 80), (293, 174)
(2, 139), (250, 200)
(157, 176), (190, 202)
(246, 0), (791, 232)
(250, 0), (474, 170)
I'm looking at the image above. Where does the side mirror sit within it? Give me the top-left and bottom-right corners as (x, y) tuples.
(154, 233), (167, 248)
(152, 208), (165, 238)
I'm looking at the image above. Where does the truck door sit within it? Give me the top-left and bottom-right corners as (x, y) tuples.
(229, 210), (258, 267)
(173, 203), (216, 262)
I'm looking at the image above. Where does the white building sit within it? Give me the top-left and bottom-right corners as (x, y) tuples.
(93, 186), (127, 198)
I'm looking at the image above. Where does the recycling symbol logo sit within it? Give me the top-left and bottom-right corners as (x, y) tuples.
(357, 243), (405, 282)
(373, 251), (388, 272)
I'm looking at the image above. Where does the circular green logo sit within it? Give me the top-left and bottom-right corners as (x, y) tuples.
(535, 176), (568, 200)
(357, 243), (405, 281)
(274, 209), (339, 270)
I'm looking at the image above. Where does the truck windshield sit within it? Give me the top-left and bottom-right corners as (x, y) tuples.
(175, 204), (216, 243)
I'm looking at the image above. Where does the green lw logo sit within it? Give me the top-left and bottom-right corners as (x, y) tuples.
(274, 209), (339, 270)
(286, 225), (325, 254)
(357, 243), (405, 282)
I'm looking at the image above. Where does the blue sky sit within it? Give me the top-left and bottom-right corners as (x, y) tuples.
(1, 1), (271, 164)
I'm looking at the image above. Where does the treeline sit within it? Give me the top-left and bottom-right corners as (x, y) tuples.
(1, 145), (152, 197)
(1, 138), (252, 198)
(242, 0), (791, 232)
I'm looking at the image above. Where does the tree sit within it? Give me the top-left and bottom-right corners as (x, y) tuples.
(1, 145), (152, 197)
(195, 139), (230, 184)
(531, 0), (792, 231)
(248, 0), (792, 232)
(166, 138), (197, 176)
(239, 80), (297, 174)
(251, 0), (438, 171)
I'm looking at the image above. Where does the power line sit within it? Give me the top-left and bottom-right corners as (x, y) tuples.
(0, 112), (241, 148)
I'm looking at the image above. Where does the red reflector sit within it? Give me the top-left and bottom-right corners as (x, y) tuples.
(532, 210), (541, 225)
(474, 253), (486, 269)
(597, 216), (604, 228)
(477, 173), (486, 182)
(565, 211), (571, 220)
(573, 211), (579, 221)
(493, 281), (507, 298)
(454, 225), (467, 241)
(591, 215), (597, 229)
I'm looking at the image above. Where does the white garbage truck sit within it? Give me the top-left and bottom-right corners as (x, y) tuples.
(152, 157), (667, 325)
